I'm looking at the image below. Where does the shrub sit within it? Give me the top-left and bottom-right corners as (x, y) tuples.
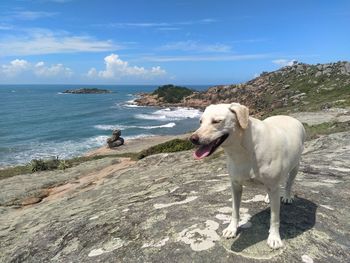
(58, 160), (71, 170)
(152, 84), (194, 103)
(29, 156), (61, 172)
(30, 159), (49, 172)
(137, 139), (194, 159)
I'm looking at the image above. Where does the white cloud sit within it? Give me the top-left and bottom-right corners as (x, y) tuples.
(34, 61), (73, 77)
(88, 53), (166, 79)
(105, 18), (216, 29)
(1, 59), (30, 77)
(156, 27), (181, 31)
(48, 0), (72, 2)
(143, 53), (270, 62)
(0, 29), (120, 56)
(87, 67), (98, 78)
(160, 41), (231, 53)
(0, 23), (13, 30)
(272, 59), (296, 67)
(8, 11), (58, 20)
(1, 59), (73, 78)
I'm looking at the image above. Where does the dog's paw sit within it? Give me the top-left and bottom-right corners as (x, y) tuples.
(222, 225), (238, 238)
(267, 234), (283, 249)
(281, 195), (294, 204)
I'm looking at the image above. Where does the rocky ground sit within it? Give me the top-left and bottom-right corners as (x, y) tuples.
(1, 112), (349, 262)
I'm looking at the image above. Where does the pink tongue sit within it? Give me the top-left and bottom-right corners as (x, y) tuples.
(193, 145), (213, 160)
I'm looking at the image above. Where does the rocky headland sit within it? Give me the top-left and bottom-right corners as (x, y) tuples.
(63, 88), (112, 94)
(136, 61), (350, 116)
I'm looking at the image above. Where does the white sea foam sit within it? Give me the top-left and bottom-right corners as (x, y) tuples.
(1, 135), (109, 166)
(121, 96), (145, 108)
(126, 99), (136, 104)
(94, 122), (176, 131)
(124, 134), (155, 140)
(135, 107), (201, 121)
(123, 104), (143, 108)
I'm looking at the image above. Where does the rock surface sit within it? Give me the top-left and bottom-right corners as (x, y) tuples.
(107, 129), (124, 148)
(1, 131), (350, 262)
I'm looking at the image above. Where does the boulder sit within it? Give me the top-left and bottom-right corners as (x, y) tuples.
(107, 129), (124, 148)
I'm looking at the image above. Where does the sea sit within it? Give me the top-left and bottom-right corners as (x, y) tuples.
(0, 85), (209, 167)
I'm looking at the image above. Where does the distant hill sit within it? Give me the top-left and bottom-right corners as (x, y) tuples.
(136, 61), (350, 116)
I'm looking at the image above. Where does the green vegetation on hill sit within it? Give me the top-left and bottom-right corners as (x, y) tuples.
(187, 61), (350, 116)
(152, 84), (194, 103)
(303, 121), (350, 140)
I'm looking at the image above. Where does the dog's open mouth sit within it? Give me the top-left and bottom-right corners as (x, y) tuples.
(193, 133), (229, 160)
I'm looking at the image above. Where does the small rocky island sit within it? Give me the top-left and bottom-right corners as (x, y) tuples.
(62, 88), (112, 94)
(135, 84), (194, 106)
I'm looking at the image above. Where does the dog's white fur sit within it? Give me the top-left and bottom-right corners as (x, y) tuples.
(192, 103), (305, 249)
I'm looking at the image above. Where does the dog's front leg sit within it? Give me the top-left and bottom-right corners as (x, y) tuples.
(267, 187), (283, 249)
(223, 183), (242, 238)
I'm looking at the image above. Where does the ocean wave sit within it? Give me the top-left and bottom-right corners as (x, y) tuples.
(0, 135), (109, 166)
(94, 122), (176, 131)
(126, 99), (136, 104)
(135, 107), (202, 121)
(122, 97), (145, 108)
(123, 104), (144, 108)
(124, 134), (155, 140)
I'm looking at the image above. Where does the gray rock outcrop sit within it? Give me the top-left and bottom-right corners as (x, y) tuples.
(0, 131), (349, 262)
(107, 129), (124, 148)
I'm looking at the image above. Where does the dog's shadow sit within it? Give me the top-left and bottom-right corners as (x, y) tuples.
(230, 197), (317, 252)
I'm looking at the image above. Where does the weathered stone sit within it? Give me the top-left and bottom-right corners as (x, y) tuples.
(108, 138), (124, 148)
(107, 129), (124, 148)
(112, 129), (121, 137)
(344, 62), (350, 74)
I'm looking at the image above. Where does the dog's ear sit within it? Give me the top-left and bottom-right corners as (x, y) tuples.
(229, 103), (249, 129)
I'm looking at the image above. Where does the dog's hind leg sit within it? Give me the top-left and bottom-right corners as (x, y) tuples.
(281, 163), (299, 204)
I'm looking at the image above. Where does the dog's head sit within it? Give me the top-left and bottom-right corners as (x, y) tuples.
(190, 103), (249, 160)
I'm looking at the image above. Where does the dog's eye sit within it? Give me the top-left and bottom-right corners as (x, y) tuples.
(212, 119), (222, 124)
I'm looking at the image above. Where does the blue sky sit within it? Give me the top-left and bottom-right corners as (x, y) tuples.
(0, 0), (349, 84)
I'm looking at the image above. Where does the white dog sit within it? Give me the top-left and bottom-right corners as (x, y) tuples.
(190, 103), (305, 249)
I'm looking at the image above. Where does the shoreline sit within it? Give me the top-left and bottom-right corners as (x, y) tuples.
(0, 133), (191, 170)
(86, 133), (191, 157)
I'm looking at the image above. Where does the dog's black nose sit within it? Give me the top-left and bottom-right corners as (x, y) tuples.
(190, 134), (200, 145)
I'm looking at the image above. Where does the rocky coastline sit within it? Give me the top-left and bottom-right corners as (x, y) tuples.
(135, 61), (350, 116)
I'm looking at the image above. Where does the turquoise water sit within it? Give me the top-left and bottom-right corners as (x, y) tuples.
(0, 85), (208, 166)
